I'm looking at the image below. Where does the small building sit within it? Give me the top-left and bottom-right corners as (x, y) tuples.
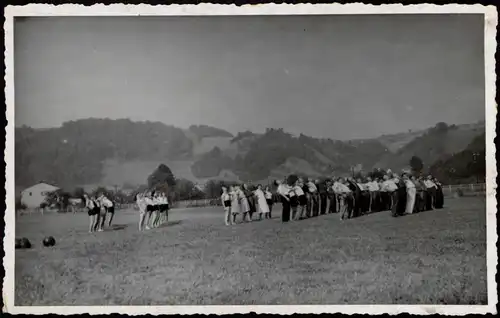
(20, 182), (60, 209)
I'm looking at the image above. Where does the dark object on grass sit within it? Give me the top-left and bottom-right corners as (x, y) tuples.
(19, 237), (31, 249)
(15, 238), (22, 249)
(43, 236), (56, 247)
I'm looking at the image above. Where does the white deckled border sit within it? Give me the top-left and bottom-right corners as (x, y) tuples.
(3, 3), (498, 316)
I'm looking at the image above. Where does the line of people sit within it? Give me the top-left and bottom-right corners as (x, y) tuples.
(271, 171), (444, 223)
(83, 193), (116, 233)
(135, 191), (170, 231)
(220, 184), (275, 225)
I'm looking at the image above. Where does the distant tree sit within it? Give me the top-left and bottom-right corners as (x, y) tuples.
(203, 180), (239, 199)
(112, 190), (128, 204)
(353, 171), (365, 181)
(435, 122), (449, 133)
(15, 197), (26, 211)
(368, 168), (387, 180)
(122, 182), (135, 190)
(91, 186), (112, 198)
(147, 164), (176, 192)
(203, 180), (222, 199)
(409, 155), (424, 175)
(72, 187), (85, 198)
(173, 178), (205, 201)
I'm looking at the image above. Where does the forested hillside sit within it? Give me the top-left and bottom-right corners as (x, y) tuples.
(15, 119), (485, 189)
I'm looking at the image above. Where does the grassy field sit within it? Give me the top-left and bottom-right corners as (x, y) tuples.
(15, 197), (487, 305)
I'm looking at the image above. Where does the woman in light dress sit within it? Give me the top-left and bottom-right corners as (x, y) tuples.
(404, 173), (417, 215)
(230, 186), (241, 223)
(221, 186), (232, 225)
(239, 185), (252, 222)
(254, 184), (270, 220)
(136, 191), (148, 231)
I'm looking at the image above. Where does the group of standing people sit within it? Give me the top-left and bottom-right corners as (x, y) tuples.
(83, 193), (116, 233)
(220, 184), (274, 225)
(84, 190), (170, 233)
(389, 173), (444, 217)
(135, 191), (170, 231)
(271, 171), (444, 223)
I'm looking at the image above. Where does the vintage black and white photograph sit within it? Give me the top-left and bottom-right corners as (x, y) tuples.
(4, 3), (497, 315)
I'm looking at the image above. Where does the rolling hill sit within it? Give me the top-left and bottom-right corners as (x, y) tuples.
(374, 122), (485, 172)
(15, 119), (485, 191)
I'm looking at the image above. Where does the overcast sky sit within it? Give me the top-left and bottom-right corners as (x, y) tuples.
(14, 14), (485, 140)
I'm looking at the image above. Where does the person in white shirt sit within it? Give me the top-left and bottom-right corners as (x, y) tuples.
(275, 179), (292, 223)
(292, 180), (307, 220)
(306, 178), (319, 217)
(221, 186), (232, 226)
(404, 174), (416, 214)
(264, 186), (274, 219)
(365, 177), (381, 212)
(355, 178), (370, 215)
(424, 176), (437, 210)
(332, 178), (353, 220)
(254, 184), (270, 221)
(381, 175), (397, 210)
(97, 193), (115, 230)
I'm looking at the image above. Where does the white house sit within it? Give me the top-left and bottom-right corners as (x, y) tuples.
(20, 182), (60, 209)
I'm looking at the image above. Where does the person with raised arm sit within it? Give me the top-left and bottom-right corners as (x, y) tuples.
(424, 175), (438, 210)
(433, 177), (444, 209)
(264, 185), (274, 219)
(275, 178), (291, 223)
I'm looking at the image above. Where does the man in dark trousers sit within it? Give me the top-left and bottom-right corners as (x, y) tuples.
(275, 179), (291, 223)
(327, 179), (337, 214)
(347, 177), (362, 218)
(433, 177), (445, 209)
(316, 178), (328, 215)
(392, 174), (407, 217)
(301, 178), (311, 218)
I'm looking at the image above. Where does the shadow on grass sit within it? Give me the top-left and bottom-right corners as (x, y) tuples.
(108, 224), (128, 231)
(157, 220), (183, 228)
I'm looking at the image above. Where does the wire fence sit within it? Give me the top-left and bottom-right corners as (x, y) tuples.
(441, 183), (486, 197)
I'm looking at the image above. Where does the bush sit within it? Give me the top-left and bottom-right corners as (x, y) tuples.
(16, 198), (27, 210)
